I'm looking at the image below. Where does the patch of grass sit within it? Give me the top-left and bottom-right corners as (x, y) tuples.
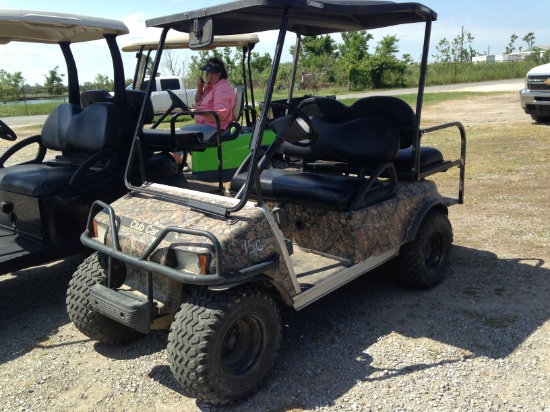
(0, 102), (61, 117)
(0, 91), (501, 118)
(148, 114), (194, 130)
(493, 287), (506, 297)
(339, 91), (502, 107)
(483, 315), (518, 328)
(462, 287), (478, 296)
(462, 310), (518, 329)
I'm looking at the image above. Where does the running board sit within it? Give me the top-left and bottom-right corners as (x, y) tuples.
(292, 247), (399, 310)
(90, 284), (154, 333)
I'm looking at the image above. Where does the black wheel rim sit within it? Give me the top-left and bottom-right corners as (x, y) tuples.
(425, 231), (446, 272)
(222, 315), (264, 376)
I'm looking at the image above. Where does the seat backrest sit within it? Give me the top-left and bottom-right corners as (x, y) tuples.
(280, 97), (400, 166)
(80, 89), (114, 108)
(232, 86), (245, 121)
(122, 89), (154, 144)
(350, 96), (417, 148)
(41, 102), (121, 154)
(80, 89), (154, 147)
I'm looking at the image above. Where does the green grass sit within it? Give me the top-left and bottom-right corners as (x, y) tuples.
(0, 102), (60, 117)
(0, 89), (512, 119)
(340, 91), (506, 107)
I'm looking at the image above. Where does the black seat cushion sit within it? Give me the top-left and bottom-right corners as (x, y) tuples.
(0, 163), (77, 197)
(346, 96), (417, 148)
(141, 128), (210, 151)
(142, 125), (238, 152)
(394, 146), (444, 171)
(0, 102), (122, 198)
(230, 168), (378, 211)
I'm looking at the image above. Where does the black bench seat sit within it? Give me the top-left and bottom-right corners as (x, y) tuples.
(230, 97), (402, 211)
(142, 125), (240, 153)
(231, 167), (393, 211)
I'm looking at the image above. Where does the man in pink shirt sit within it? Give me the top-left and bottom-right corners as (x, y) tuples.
(176, 57), (235, 170)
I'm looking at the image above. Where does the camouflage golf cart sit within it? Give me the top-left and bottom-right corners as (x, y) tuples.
(0, 10), (184, 275)
(66, 0), (466, 405)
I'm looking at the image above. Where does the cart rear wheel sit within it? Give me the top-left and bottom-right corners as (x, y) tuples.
(388, 209), (453, 289)
(167, 286), (281, 405)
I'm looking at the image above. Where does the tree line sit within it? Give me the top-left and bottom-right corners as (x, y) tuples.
(1, 29), (548, 103)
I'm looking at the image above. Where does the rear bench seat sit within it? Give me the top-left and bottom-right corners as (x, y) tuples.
(347, 96), (453, 180)
(230, 97), (401, 212)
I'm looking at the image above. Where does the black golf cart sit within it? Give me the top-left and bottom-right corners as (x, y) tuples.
(67, 0), (466, 405)
(0, 10), (184, 274)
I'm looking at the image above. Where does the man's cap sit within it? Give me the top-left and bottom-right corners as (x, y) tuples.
(200, 62), (222, 73)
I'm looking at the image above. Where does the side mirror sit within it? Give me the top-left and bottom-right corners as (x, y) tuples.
(189, 18), (213, 49)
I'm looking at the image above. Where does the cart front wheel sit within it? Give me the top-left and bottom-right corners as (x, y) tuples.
(168, 286), (281, 405)
(66, 252), (143, 344)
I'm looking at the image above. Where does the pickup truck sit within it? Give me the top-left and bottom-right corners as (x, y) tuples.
(135, 76), (196, 114)
(519, 63), (550, 123)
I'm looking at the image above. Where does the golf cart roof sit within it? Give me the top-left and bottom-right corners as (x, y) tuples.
(121, 33), (259, 52)
(146, 0), (436, 36)
(0, 9), (129, 45)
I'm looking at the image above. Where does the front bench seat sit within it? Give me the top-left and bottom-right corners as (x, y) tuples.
(0, 102), (121, 196)
(141, 85), (245, 153)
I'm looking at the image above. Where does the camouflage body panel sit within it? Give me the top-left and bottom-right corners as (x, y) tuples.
(92, 180), (444, 307)
(270, 180), (443, 263)
(94, 186), (297, 298)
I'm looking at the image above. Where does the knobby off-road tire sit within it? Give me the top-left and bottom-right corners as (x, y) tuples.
(388, 209), (453, 289)
(66, 252), (143, 344)
(167, 286), (282, 405)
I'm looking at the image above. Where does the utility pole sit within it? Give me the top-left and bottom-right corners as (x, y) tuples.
(460, 26), (464, 62)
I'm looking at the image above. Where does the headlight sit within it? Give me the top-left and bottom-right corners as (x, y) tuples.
(92, 219), (109, 244)
(172, 249), (212, 274)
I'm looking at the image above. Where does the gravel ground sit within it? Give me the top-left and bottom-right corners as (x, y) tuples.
(1, 87), (549, 412)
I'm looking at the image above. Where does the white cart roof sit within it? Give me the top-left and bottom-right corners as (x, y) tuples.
(122, 33), (259, 52)
(0, 9), (129, 45)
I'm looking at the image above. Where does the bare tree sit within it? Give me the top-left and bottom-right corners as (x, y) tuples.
(162, 50), (186, 76)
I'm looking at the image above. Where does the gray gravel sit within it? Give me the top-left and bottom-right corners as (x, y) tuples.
(1, 245), (549, 412)
(1, 89), (549, 411)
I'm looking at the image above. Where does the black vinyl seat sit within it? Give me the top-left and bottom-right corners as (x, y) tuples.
(140, 86), (245, 153)
(230, 97), (401, 211)
(0, 89), (175, 241)
(348, 96), (451, 180)
(0, 101), (121, 197)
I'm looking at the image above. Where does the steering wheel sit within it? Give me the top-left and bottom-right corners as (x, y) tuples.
(0, 119), (17, 141)
(268, 101), (317, 147)
(167, 89), (190, 112)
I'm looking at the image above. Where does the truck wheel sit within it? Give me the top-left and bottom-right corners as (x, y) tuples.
(531, 114), (550, 123)
(388, 209), (453, 289)
(66, 252), (143, 344)
(167, 286), (281, 405)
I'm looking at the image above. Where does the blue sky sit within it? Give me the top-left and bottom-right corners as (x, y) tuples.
(1, 0), (549, 85)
